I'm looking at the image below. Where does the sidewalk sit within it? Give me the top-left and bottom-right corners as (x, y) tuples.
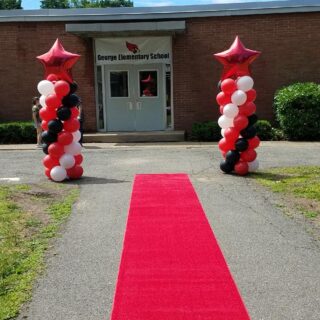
(1, 142), (319, 320)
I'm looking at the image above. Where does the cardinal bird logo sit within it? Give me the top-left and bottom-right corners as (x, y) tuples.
(126, 41), (140, 54)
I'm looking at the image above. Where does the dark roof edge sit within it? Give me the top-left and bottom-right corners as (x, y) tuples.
(0, 0), (319, 22)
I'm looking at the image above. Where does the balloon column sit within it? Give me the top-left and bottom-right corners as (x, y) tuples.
(214, 36), (261, 175)
(36, 39), (83, 182)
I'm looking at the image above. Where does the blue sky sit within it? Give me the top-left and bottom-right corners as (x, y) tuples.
(22, 0), (270, 9)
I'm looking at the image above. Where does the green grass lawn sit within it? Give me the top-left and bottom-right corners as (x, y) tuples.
(0, 183), (79, 320)
(253, 166), (320, 219)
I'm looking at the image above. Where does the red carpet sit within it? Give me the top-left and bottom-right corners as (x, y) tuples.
(111, 174), (250, 320)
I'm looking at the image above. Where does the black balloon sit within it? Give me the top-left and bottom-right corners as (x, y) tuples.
(42, 143), (49, 155)
(62, 94), (80, 108)
(220, 160), (234, 174)
(235, 138), (249, 152)
(48, 119), (63, 134)
(225, 150), (240, 165)
(69, 82), (78, 94)
(41, 131), (57, 144)
(241, 125), (257, 139)
(248, 114), (258, 126)
(57, 107), (71, 121)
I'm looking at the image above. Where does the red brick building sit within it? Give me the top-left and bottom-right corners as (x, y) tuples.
(0, 0), (319, 134)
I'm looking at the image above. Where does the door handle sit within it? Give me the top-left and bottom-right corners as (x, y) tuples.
(136, 102), (142, 110)
(128, 102), (133, 110)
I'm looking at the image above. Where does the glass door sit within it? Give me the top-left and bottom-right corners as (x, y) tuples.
(105, 65), (136, 131)
(104, 64), (166, 132)
(134, 64), (166, 131)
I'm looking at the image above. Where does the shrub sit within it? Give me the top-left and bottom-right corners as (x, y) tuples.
(191, 121), (221, 141)
(0, 122), (36, 144)
(274, 82), (320, 140)
(254, 120), (273, 141)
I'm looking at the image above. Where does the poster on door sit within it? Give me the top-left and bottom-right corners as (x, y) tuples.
(95, 37), (171, 65)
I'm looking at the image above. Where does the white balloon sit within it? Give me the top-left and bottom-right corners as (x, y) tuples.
(50, 166), (67, 182)
(231, 90), (247, 106)
(221, 129), (225, 137)
(72, 131), (81, 142)
(223, 103), (239, 118)
(64, 142), (82, 155)
(59, 154), (75, 169)
(237, 76), (254, 92)
(39, 95), (47, 108)
(248, 159), (259, 172)
(218, 115), (234, 129)
(37, 80), (55, 96)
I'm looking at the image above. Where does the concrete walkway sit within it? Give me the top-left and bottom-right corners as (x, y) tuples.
(0, 142), (319, 320)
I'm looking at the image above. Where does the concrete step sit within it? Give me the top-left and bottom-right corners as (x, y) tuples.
(83, 131), (185, 143)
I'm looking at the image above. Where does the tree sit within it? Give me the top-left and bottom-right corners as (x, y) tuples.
(0, 0), (22, 9)
(71, 0), (133, 7)
(40, 0), (133, 8)
(40, 0), (70, 9)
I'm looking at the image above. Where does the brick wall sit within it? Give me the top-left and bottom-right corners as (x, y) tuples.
(0, 11), (320, 134)
(0, 22), (97, 132)
(173, 12), (320, 132)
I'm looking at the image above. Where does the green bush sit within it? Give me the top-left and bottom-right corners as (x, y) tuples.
(191, 121), (221, 141)
(274, 82), (320, 140)
(255, 120), (273, 141)
(0, 122), (36, 144)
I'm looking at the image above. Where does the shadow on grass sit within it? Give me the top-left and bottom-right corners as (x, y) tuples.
(248, 171), (292, 181)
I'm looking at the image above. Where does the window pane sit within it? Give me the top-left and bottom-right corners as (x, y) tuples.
(165, 65), (172, 129)
(139, 71), (158, 97)
(96, 66), (105, 130)
(110, 71), (128, 97)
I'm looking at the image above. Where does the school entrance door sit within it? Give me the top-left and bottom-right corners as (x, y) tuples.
(105, 64), (165, 131)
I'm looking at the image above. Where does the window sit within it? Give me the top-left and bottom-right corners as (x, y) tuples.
(96, 65), (105, 130)
(110, 71), (128, 97)
(139, 71), (158, 97)
(165, 64), (172, 129)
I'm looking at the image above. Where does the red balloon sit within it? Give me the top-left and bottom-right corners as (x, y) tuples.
(45, 93), (61, 110)
(47, 74), (58, 82)
(45, 167), (52, 179)
(234, 161), (249, 176)
(216, 92), (231, 106)
(246, 89), (257, 102)
(54, 80), (70, 97)
(48, 142), (65, 158)
(70, 107), (80, 118)
(248, 136), (260, 149)
(219, 105), (224, 114)
(241, 149), (257, 162)
(57, 131), (73, 145)
(64, 118), (80, 132)
(43, 155), (59, 169)
(74, 154), (83, 165)
(218, 137), (235, 152)
(239, 102), (256, 116)
(39, 107), (56, 121)
(41, 120), (49, 131)
(233, 115), (249, 130)
(214, 36), (261, 80)
(221, 79), (237, 94)
(37, 39), (80, 83)
(67, 165), (83, 179)
(224, 127), (240, 141)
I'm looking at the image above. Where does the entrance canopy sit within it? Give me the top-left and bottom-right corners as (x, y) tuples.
(66, 21), (185, 37)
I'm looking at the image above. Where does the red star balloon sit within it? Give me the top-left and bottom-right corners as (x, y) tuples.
(214, 36), (261, 80)
(37, 39), (80, 83)
(141, 74), (154, 84)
